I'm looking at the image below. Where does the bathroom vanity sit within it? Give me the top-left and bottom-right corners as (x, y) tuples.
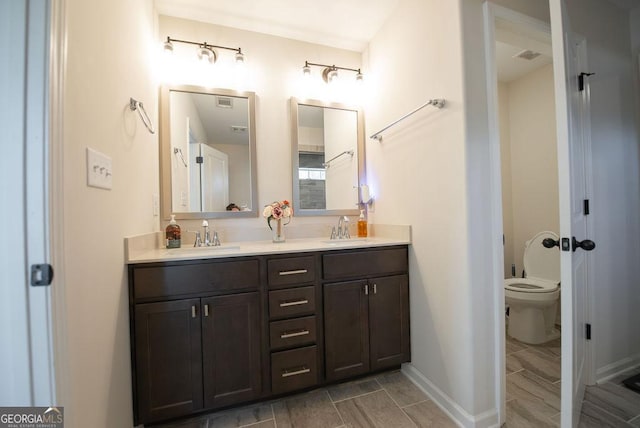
(127, 239), (410, 425)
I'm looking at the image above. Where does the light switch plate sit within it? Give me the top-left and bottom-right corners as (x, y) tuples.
(86, 147), (113, 190)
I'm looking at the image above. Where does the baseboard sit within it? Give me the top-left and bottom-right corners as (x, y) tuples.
(596, 354), (640, 384)
(401, 364), (500, 428)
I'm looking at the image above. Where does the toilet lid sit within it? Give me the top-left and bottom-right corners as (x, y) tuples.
(505, 278), (559, 293)
(523, 231), (560, 282)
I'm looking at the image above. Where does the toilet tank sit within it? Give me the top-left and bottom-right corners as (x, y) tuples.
(524, 231), (560, 282)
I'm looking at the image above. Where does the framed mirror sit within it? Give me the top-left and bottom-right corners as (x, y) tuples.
(291, 98), (365, 216)
(160, 85), (257, 219)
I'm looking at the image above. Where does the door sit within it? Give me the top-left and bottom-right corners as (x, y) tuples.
(369, 275), (411, 371)
(200, 143), (229, 211)
(0, 0), (56, 406)
(134, 299), (203, 423)
(550, 1), (593, 426)
(201, 292), (261, 408)
(324, 280), (370, 381)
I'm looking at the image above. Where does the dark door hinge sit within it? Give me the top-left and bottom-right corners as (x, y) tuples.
(31, 264), (53, 286)
(196, 156), (203, 164)
(584, 199), (590, 215)
(586, 323), (592, 340)
(578, 72), (595, 91)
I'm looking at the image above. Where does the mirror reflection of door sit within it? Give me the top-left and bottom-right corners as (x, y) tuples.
(169, 90), (250, 213)
(199, 144), (229, 211)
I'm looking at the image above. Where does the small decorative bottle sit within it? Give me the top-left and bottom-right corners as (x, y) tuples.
(165, 215), (181, 248)
(357, 209), (368, 238)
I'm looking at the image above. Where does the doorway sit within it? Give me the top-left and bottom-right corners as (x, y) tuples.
(494, 7), (562, 426)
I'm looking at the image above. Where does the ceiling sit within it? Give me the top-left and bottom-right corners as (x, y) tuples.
(154, 0), (400, 52)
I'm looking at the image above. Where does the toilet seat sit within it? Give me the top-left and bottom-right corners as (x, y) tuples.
(504, 278), (558, 293)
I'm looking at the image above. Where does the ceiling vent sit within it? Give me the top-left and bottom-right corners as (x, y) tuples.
(231, 125), (248, 133)
(216, 96), (233, 108)
(513, 49), (541, 61)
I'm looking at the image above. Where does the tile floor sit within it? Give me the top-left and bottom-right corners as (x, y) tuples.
(153, 370), (457, 428)
(505, 334), (562, 427)
(506, 333), (640, 427)
(153, 340), (640, 428)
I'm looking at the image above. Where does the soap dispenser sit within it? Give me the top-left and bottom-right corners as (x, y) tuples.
(357, 209), (368, 238)
(165, 215), (181, 248)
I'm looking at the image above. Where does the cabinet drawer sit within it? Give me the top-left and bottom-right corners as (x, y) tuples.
(271, 346), (318, 394)
(322, 247), (408, 280)
(133, 259), (259, 300)
(269, 316), (316, 351)
(267, 256), (316, 288)
(268, 286), (315, 320)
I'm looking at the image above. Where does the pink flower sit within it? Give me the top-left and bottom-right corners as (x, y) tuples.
(271, 205), (283, 219)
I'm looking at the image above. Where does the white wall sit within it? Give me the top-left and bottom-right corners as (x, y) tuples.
(498, 83), (515, 277)
(365, 0), (489, 423)
(499, 65), (559, 277)
(62, 0), (158, 426)
(566, 0), (640, 380)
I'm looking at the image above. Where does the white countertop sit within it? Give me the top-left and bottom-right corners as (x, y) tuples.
(125, 224), (411, 264)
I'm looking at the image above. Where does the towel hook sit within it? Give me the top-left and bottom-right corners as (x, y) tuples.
(129, 98), (155, 134)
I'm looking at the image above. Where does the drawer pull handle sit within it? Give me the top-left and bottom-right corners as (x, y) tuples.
(204, 304), (209, 317)
(280, 329), (310, 339)
(279, 269), (308, 276)
(191, 305), (197, 318)
(281, 366), (310, 378)
(279, 299), (309, 308)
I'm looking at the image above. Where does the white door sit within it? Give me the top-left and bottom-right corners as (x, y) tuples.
(200, 144), (229, 211)
(0, 0), (56, 405)
(550, 1), (594, 426)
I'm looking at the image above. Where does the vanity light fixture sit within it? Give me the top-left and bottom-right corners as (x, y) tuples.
(302, 61), (363, 83)
(163, 36), (245, 65)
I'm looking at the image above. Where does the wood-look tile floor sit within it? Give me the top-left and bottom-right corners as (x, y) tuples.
(506, 333), (640, 427)
(153, 370), (457, 428)
(505, 334), (562, 427)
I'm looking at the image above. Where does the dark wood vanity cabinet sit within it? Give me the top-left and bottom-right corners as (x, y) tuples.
(129, 258), (262, 425)
(323, 248), (411, 382)
(129, 245), (409, 426)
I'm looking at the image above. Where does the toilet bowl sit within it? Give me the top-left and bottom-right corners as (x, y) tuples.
(505, 231), (560, 344)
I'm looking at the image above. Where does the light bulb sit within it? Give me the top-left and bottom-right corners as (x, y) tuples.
(198, 46), (216, 64)
(163, 38), (174, 55)
(328, 68), (338, 83)
(302, 64), (311, 77)
(235, 50), (245, 64)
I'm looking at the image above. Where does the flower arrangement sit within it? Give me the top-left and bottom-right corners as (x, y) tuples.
(263, 200), (293, 230)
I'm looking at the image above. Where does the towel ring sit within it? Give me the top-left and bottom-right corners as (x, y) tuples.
(129, 98), (155, 134)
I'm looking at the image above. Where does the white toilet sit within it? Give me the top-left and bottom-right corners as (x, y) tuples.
(505, 231), (560, 344)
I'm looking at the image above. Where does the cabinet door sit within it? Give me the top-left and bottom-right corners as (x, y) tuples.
(369, 275), (410, 371)
(135, 299), (203, 424)
(324, 280), (370, 381)
(202, 292), (262, 408)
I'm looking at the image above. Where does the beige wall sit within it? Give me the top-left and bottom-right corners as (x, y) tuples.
(498, 82), (514, 277)
(62, 0), (158, 426)
(364, 0), (478, 417)
(499, 64), (559, 278)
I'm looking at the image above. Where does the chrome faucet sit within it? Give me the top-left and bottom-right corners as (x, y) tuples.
(336, 216), (350, 239)
(197, 220), (221, 246)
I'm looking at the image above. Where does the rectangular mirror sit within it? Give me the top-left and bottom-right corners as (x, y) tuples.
(160, 85), (257, 219)
(291, 98), (365, 216)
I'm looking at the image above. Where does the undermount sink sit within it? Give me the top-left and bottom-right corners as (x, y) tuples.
(321, 238), (371, 245)
(161, 245), (240, 255)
